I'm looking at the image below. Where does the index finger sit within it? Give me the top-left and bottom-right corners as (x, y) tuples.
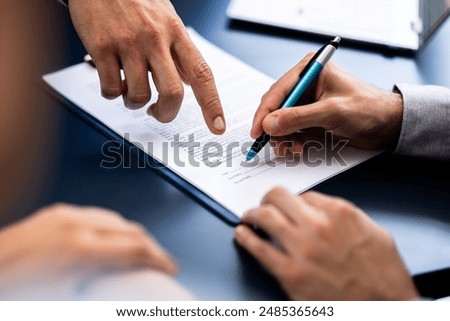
(251, 52), (316, 139)
(173, 37), (226, 135)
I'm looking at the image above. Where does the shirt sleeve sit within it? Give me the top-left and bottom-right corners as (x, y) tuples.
(394, 84), (450, 160)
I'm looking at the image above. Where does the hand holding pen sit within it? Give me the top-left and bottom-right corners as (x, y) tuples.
(246, 37), (340, 161)
(249, 37), (404, 158)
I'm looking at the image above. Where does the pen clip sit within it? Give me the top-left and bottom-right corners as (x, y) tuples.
(296, 37), (339, 84)
(297, 42), (327, 80)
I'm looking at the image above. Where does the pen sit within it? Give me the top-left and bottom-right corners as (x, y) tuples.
(246, 36), (341, 162)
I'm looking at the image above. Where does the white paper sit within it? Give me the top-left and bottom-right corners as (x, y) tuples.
(43, 29), (379, 218)
(227, 0), (420, 50)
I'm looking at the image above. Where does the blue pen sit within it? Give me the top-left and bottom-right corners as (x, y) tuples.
(246, 36), (341, 161)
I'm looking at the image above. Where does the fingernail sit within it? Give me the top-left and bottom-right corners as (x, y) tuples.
(235, 226), (245, 240)
(213, 116), (225, 132)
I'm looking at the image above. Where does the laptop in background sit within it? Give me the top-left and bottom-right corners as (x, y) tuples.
(227, 0), (450, 51)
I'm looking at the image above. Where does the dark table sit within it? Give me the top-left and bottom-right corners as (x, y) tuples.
(38, 1), (450, 300)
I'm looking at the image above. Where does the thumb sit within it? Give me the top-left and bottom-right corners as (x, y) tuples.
(262, 101), (331, 136)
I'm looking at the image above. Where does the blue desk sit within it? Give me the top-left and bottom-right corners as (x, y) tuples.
(41, 0), (450, 300)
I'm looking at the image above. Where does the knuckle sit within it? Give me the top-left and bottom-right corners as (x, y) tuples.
(68, 232), (93, 258)
(118, 30), (138, 47)
(154, 112), (177, 124)
(302, 191), (316, 199)
(256, 206), (275, 222)
(161, 82), (184, 101)
(140, 23), (154, 37)
(311, 219), (332, 240)
(268, 81), (278, 93)
(140, 24), (164, 50)
(334, 198), (354, 214)
(331, 198), (359, 222)
(281, 265), (304, 285)
(93, 36), (114, 54)
(253, 242), (271, 258)
(203, 96), (221, 111)
(322, 98), (342, 127)
(247, 236), (268, 254)
(192, 59), (213, 82)
(278, 112), (296, 130)
(262, 186), (286, 204)
(130, 243), (148, 259)
(102, 86), (122, 99)
(148, 26), (164, 43)
(260, 92), (269, 103)
(128, 92), (151, 107)
(302, 243), (321, 263)
(255, 205), (287, 235)
(167, 16), (184, 34)
(261, 82), (277, 102)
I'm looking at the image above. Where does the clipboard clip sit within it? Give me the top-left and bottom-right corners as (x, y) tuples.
(411, 17), (423, 35)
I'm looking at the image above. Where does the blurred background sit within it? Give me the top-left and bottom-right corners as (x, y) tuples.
(0, 1), (66, 226)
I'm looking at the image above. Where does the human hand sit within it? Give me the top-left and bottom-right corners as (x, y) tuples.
(69, 0), (226, 134)
(0, 204), (177, 299)
(251, 54), (403, 156)
(235, 188), (419, 300)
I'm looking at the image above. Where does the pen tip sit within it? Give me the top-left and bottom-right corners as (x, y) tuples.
(246, 150), (257, 162)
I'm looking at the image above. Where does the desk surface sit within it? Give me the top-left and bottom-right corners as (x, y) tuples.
(40, 0), (450, 300)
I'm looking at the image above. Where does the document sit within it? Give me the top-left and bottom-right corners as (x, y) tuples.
(227, 0), (421, 50)
(43, 29), (379, 219)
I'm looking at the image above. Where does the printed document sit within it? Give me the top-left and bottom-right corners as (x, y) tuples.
(227, 0), (421, 50)
(43, 29), (379, 218)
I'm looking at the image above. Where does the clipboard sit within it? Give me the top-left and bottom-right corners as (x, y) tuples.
(42, 29), (380, 227)
(41, 80), (241, 226)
